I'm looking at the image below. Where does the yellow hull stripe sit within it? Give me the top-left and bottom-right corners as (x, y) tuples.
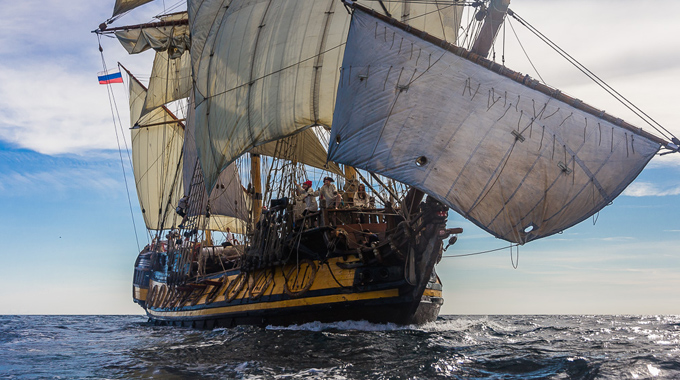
(149, 288), (400, 318)
(133, 286), (147, 300)
(423, 289), (442, 297)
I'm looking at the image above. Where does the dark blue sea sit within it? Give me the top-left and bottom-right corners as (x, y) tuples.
(1, 315), (679, 379)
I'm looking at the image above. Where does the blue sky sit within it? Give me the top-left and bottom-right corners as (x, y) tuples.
(1, 0), (679, 315)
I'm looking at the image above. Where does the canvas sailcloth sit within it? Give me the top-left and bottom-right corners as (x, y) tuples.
(328, 9), (661, 244)
(182, 95), (250, 233)
(112, 0), (155, 17)
(114, 12), (190, 56)
(142, 49), (192, 116)
(188, 0), (462, 193)
(129, 79), (185, 230)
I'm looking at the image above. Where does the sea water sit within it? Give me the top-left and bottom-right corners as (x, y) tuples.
(1, 315), (679, 379)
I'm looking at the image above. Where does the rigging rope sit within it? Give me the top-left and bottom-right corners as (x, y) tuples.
(509, 10), (677, 143)
(98, 35), (142, 251)
(442, 243), (519, 258)
(442, 240), (522, 269)
(506, 17), (544, 84)
(106, 0), (185, 26)
(197, 1), (477, 104)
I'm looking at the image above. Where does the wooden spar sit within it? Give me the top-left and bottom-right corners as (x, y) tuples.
(97, 18), (188, 34)
(377, 0), (391, 18)
(471, 0), (511, 57)
(350, 3), (670, 148)
(250, 153), (263, 228)
(134, 119), (187, 128)
(119, 63), (185, 130)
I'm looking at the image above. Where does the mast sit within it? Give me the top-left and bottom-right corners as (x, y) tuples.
(250, 153), (263, 227)
(344, 166), (357, 181)
(470, 0), (510, 57)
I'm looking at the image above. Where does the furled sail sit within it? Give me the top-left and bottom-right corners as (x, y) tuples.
(188, 0), (463, 192)
(183, 94), (250, 233)
(112, 0), (155, 17)
(142, 49), (192, 116)
(115, 12), (189, 56)
(328, 8), (662, 244)
(129, 78), (185, 230)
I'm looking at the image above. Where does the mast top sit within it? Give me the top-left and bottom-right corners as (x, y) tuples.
(470, 0), (510, 57)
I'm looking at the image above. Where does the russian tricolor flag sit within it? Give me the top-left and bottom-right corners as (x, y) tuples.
(98, 70), (123, 84)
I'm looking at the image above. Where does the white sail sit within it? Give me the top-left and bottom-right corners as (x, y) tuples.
(142, 49), (192, 116)
(328, 9), (661, 244)
(183, 94), (250, 233)
(115, 12), (190, 56)
(188, 0), (462, 192)
(376, 0), (462, 42)
(187, 0), (231, 85)
(112, 0), (155, 17)
(251, 127), (345, 177)
(184, 158), (250, 233)
(129, 79), (185, 230)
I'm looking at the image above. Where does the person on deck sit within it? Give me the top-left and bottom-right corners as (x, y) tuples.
(319, 177), (341, 209)
(166, 228), (181, 250)
(297, 180), (319, 214)
(354, 184), (370, 208)
(223, 227), (237, 246)
(342, 178), (359, 207)
(293, 186), (307, 219)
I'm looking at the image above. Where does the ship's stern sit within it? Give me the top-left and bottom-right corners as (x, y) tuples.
(132, 250), (153, 308)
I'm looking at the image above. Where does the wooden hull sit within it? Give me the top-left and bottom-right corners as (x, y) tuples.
(134, 256), (443, 328)
(133, 199), (453, 328)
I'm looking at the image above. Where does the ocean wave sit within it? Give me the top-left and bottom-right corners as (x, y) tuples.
(3, 315), (680, 379)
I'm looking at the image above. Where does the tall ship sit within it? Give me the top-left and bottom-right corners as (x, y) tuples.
(95, 0), (679, 328)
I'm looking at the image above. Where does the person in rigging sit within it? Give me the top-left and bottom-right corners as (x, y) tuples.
(176, 195), (189, 227)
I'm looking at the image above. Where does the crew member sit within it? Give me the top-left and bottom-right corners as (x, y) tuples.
(297, 180), (319, 214)
(354, 184), (369, 208)
(319, 177), (341, 209)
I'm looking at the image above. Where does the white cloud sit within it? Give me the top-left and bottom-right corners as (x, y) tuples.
(0, 63), (130, 154)
(0, 0), (129, 155)
(505, 0), (680, 169)
(0, 165), (122, 198)
(623, 181), (680, 197)
(599, 236), (636, 242)
(0, 0), (171, 155)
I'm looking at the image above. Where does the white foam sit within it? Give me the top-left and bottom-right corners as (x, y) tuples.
(647, 364), (661, 377)
(266, 320), (414, 332)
